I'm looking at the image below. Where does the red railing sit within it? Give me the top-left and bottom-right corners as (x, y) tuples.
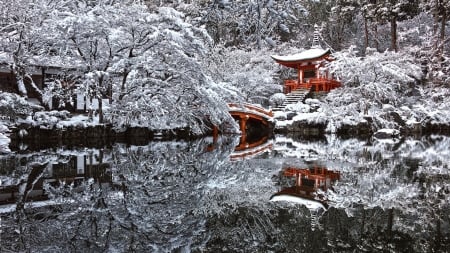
(228, 103), (274, 118)
(283, 78), (341, 94)
(283, 167), (340, 181)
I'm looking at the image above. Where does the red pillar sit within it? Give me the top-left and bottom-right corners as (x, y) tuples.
(212, 125), (218, 143)
(239, 116), (248, 147)
(239, 116), (248, 136)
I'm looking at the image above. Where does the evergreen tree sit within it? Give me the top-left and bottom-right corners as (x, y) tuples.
(360, 0), (419, 52)
(420, 0), (450, 85)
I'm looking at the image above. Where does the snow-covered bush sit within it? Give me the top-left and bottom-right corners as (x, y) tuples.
(30, 110), (71, 129)
(329, 46), (422, 91)
(0, 92), (41, 121)
(285, 103), (310, 113)
(269, 93), (286, 107)
(321, 47), (438, 132)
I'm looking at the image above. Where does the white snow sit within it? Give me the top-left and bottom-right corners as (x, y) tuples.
(374, 128), (400, 137)
(271, 48), (330, 62)
(270, 194), (326, 210)
(275, 111), (327, 128)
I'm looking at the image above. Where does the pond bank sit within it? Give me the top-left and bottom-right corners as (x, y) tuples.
(9, 120), (450, 153)
(274, 116), (450, 139)
(8, 123), (198, 151)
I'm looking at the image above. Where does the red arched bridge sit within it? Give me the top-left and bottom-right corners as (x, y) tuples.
(227, 103), (274, 135)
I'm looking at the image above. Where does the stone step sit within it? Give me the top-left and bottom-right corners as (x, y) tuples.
(273, 88), (311, 112)
(285, 99), (304, 103)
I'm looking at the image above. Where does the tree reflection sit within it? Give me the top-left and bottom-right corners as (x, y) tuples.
(0, 135), (449, 252)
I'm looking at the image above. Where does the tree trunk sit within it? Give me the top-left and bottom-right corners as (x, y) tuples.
(98, 97), (103, 124)
(439, 9), (446, 56)
(119, 71), (129, 100)
(390, 16), (398, 52)
(256, 0), (262, 49)
(98, 76), (104, 124)
(373, 24), (379, 52)
(432, 0), (441, 53)
(364, 18), (369, 52)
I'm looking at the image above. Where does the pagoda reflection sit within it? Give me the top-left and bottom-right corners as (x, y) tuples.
(271, 166), (340, 210)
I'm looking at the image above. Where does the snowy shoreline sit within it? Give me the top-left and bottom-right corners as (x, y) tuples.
(2, 111), (450, 154)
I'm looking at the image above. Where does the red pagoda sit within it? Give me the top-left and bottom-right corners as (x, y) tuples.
(272, 27), (341, 94)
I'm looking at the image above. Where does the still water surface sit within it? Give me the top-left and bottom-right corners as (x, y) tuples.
(0, 134), (449, 252)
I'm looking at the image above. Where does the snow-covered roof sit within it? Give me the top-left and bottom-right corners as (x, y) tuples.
(270, 194), (326, 210)
(271, 48), (331, 63)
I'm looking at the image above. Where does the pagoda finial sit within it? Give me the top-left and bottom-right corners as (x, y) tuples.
(312, 24), (322, 49)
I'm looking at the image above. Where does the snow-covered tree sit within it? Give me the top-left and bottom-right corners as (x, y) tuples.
(38, 1), (122, 122)
(203, 47), (281, 106)
(0, 0), (50, 101)
(100, 5), (234, 133)
(322, 46), (425, 131)
(420, 0), (450, 55)
(419, 0), (450, 85)
(200, 0), (308, 49)
(359, 0), (420, 52)
(328, 0), (360, 51)
(30, 1), (234, 132)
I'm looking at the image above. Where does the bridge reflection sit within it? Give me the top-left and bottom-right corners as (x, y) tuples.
(271, 166), (340, 210)
(230, 135), (273, 161)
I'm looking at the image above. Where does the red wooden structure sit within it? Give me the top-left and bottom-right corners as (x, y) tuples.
(282, 166), (340, 189)
(230, 135), (273, 161)
(272, 48), (341, 94)
(271, 166), (340, 209)
(228, 103), (273, 137)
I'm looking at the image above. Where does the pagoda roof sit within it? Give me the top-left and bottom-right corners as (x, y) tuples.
(271, 48), (331, 68)
(270, 193), (327, 210)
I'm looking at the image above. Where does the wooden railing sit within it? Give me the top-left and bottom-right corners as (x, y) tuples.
(228, 103), (274, 118)
(283, 78), (341, 94)
(283, 167), (340, 181)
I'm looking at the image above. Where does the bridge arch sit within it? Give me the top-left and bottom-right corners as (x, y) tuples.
(228, 103), (273, 136)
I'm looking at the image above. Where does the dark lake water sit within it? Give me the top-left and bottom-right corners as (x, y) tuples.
(1, 134), (449, 252)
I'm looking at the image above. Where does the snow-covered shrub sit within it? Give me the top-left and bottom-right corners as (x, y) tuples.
(0, 92), (41, 121)
(285, 103), (310, 113)
(269, 93), (286, 107)
(321, 47), (431, 132)
(329, 46), (422, 91)
(31, 110), (71, 128)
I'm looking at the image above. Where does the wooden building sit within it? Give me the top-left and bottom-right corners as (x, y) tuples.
(0, 151), (113, 206)
(272, 23), (341, 94)
(0, 63), (110, 113)
(272, 48), (341, 94)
